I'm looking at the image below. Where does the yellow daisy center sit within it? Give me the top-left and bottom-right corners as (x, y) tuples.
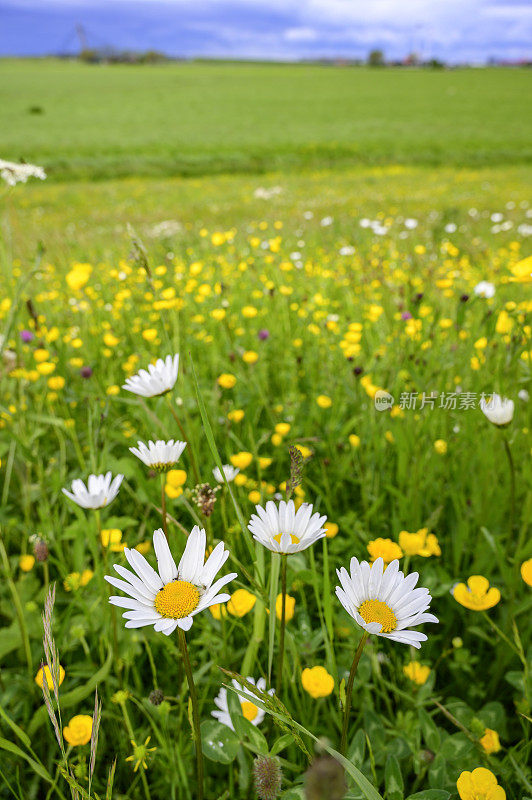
(241, 700), (259, 722)
(273, 533), (300, 545)
(154, 580), (200, 619)
(358, 599), (397, 633)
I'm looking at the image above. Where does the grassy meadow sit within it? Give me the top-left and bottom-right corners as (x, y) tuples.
(1, 59), (532, 179)
(0, 59), (531, 800)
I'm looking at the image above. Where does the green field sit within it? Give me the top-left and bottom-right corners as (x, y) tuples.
(1, 59), (531, 800)
(1, 59), (532, 180)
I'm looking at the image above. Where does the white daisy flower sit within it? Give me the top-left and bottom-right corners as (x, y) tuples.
(212, 464), (240, 483)
(105, 527), (237, 635)
(473, 281), (496, 299)
(480, 393), (514, 426)
(248, 499), (327, 554)
(212, 677), (274, 731)
(62, 471), (124, 510)
(129, 439), (187, 471)
(122, 354), (179, 398)
(335, 557), (438, 649)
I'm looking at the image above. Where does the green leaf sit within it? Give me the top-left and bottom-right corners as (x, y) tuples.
(201, 720), (240, 764)
(418, 709), (440, 752)
(232, 715), (269, 755)
(385, 754), (404, 800)
(270, 733), (292, 756)
(349, 729), (366, 764)
(0, 704), (32, 750)
(0, 737), (53, 783)
(439, 733), (474, 762)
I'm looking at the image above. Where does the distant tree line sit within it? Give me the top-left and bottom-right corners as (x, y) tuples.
(57, 47), (530, 68)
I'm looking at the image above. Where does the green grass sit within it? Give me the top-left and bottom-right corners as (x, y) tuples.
(1, 59), (531, 180)
(0, 60), (531, 800)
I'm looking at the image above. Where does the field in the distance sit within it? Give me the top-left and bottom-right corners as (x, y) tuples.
(1, 59), (532, 180)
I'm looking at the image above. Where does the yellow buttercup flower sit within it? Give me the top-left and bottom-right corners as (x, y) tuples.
(258, 456), (272, 469)
(19, 554), (35, 572)
(275, 593), (295, 621)
(316, 395), (332, 409)
(349, 434), (361, 448)
(399, 528), (441, 557)
(227, 589), (257, 617)
(509, 254), (532, 283)
(324, 522), (339, 539)
(456, 767), (505, 800)
(48, 376), (65, 390)
(242, 350), (258, 364)
(66, 264), (92, 291)
(480, 728), (502, 754)
(64, 570), (93, 592)
(218, 373), (237, 389)
(434, 439), (447, 455)
(166, 469), (187, 487)
(35, 665), (65, 690)
(301, 666), (334, 699)
(275, 422), (291, 436)
(230, 451), (253, 469)
(228, 409), (245, 423)
(403, 661), (430, 685)
(453, 576), (501, 611)
(367, 538), (403, 565)
(63, 715), (93, 746)
(101, 528), (125, 552)
(248, 490), (261, 504)
(209, 603), (227, 620)
(33, 348), (49, 363)
(520, 558), (532, 587)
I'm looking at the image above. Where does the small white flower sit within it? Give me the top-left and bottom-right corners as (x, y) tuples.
(213, 464), (240, 483)
(129, 439), (186, 471)
(404, 218), (418, 229)
(105, 527), (236, 635)
(480, 393), (514, 426)
(248, 499), (327, 554)
(518, 389), (529, 402)
(336, 557), (438, 648)
(62, 471), (123, 510)
(444, 222), (457, 233)
(122, 354), (179, 398)
(212, 677), (274, 730)
(0, 159), (46, 187)
(474, 281), (496, 299)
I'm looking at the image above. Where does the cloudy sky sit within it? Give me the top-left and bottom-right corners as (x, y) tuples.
(1, 0), (531, 62)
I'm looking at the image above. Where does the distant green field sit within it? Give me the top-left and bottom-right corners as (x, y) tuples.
(1, 59), (531, 180)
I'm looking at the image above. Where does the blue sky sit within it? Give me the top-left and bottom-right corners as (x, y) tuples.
(1, 0), (531, 62)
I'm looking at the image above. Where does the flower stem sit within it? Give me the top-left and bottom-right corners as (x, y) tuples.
(276, 554), (287, 695)
(178, 629), (204, 800)
(340, 632), (369, 756)
(502, 436), (515, 544)
(160, 474), (168, 539)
